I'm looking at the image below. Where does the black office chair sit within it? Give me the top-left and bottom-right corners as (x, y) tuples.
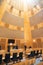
(0, 54), (2, 64)
(27, 52), (31, 59)
(4, 53), (11, 65)
(28, 51), (34, 59)
(18, 52), (23, 61)
(39, 50), (42, 54)
(31, 51), (34, 57)
(35, 50), (39, 58)
(39, 50), (42, 57)
(12, 53), (17, 63)
(33, 50), (36, 57)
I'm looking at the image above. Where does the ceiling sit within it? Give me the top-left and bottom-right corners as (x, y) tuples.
(7, 0), (43, 11)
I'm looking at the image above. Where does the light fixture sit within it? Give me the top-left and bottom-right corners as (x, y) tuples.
(10, 43), (12, 45)
(33, 39), (36, 42)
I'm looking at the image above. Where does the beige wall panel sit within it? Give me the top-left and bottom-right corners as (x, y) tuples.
(2, 11), (24, 27)
(32, 28), (43, 38)
(0, 27), (24, 39)
(30, 9), (43, 26)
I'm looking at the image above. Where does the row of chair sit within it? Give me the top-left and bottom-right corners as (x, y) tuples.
(0, 50), (42, 65)
(28, 50), (42, 59)
(0, 52), (23, 65)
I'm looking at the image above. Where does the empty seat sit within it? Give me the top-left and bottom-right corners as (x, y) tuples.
(39, 50), (42, 54)
(27, 51), (34, 58)
(4, 53), (11, 65)
(33, 50), (36, 57)
(28, 53), (31, 58)
(30, 51), (34, 58)
(39, 50), (42, 57)
(12, 53), (18, 63)
(18, 52), (23, 61)
(35, 50), (39, 58)
(28, 50), (37, 59)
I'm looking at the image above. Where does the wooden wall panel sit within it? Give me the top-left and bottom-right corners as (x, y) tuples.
(33, 39), (43, 48)
(16, 40), (24, 48)
(33, 42), (38, 48)
(16, 40), (20, 48)
(0, 38), (6, 50)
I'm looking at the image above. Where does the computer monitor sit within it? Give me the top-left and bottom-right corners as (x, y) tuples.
(8, 39), (15, 44)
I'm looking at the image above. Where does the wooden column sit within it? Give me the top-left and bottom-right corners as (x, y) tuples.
(24, 12), (33, 47)
(0, 0), (8, 21)
(5, 38), (8, 52)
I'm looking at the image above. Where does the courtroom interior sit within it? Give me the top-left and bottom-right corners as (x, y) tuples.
(0, 0), (43, 65)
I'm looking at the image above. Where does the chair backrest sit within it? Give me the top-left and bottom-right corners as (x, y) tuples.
(5, 53), (10, 62)
(31, 51), (33, 54)
(19, 52), (23, 60)
(0, 54), (2, 64)
(19, 52), (23, 56)
(31, 51), (34, 57)
(12, 53), (17, 61)
(13, 53), (17, 58)
(35, 50), (39, 56)
(33, 50), (35, 54)
(40, 50), (42, 54)
(37, 50), (39, 54)
(33, 50), (36, 56)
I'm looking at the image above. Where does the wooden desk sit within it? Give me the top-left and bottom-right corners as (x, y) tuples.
(10, 49), (24, 55)
(10, 49), (24, 53)
(0, 50), (5, 54)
